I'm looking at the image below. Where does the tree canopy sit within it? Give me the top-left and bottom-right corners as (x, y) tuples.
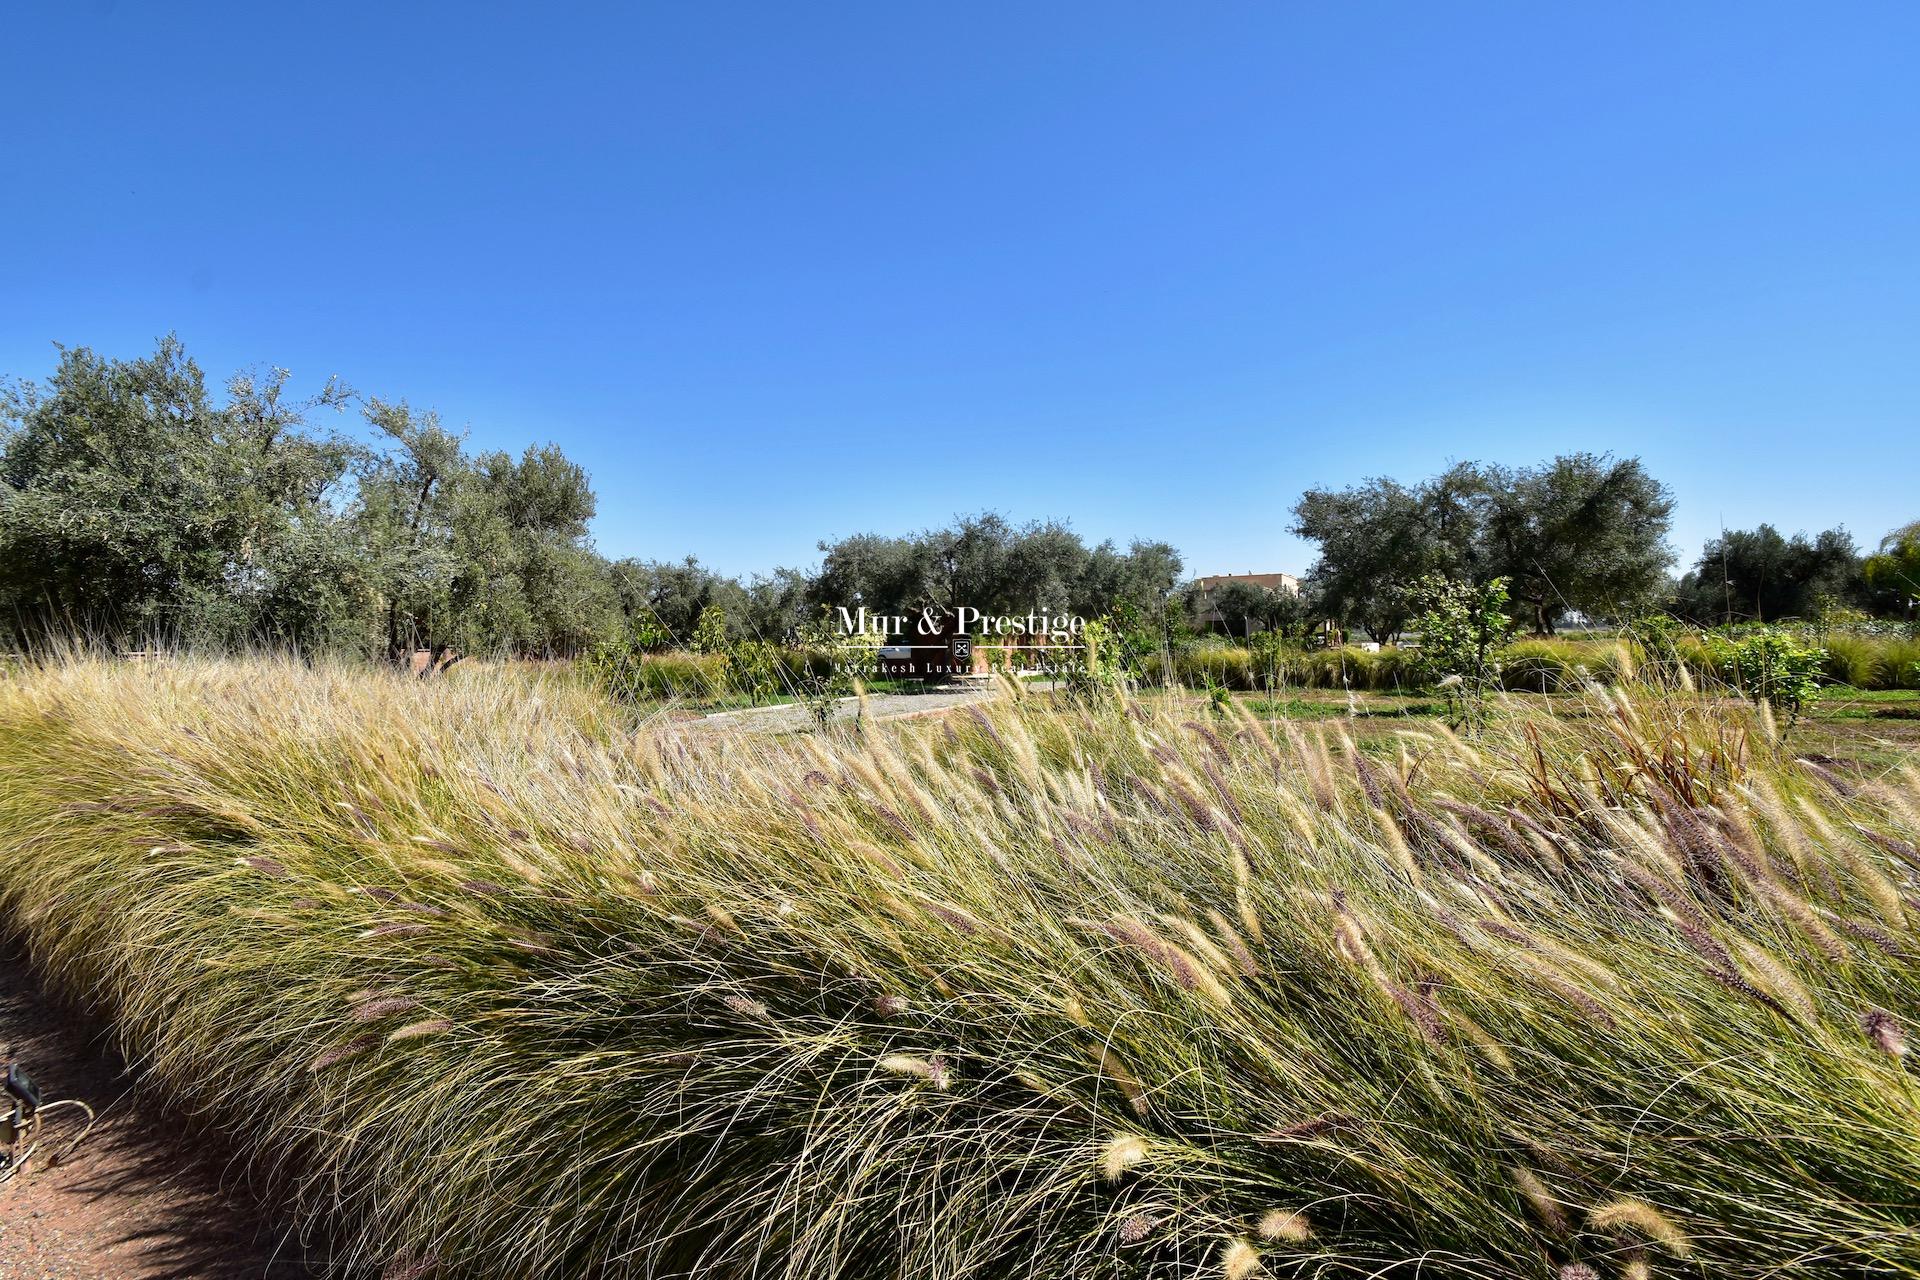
(9, 338), (1910, 660)
(0, 340), (614, 656)
(0, 338), (359, 645)
(1476, 454), (1676, 634)
(1290, 465), (1485, 640)
(1191, 579), (1310, 639)
(810, 514), (1182, 626)
(1671, 524), (1866, 624)
(1864, 522), (1920, 617)
(1292, 454), (1674, 637)
(2, 339), (1186, 658)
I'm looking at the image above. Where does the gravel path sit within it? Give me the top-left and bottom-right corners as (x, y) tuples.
(696, 683), (1001, 734)
(0, 947), (327, 1279)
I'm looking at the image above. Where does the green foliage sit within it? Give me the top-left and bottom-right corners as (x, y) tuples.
(1302, 645), (1413, 691)
(1409, 575), (1512, 724)
(1672, 524), (1866, 625)
(1172, 642), (1256, 691)
(5, 342), (1203, 667)
(605, 557), (812, 650)
(1809, 598), (1873, 629)
(0, 338), (363, 647)
(581, 634), (860, 710)
(1478, 454), (1675, 633)
(1294, 454), (1673, 638)
(1630, 612), (1687, 667)
(1662, 627), (1917, 694)
(1864, 521), (1920, 615)
(788, 609), (873, 728)
(579, 634), (728, 704)
(1194, 579), (1307, 639)
(1166, 641), (1418, 692)
(1497, 638), (1587, 693)
(1058, 617), (1130, 704)
(811, 516), (1182, 628)
(626, 618), (673, 652)
(1291, 469), (1474, 641)
(2, 342), (1197, 665)
(723, 639), (782, 705)
(1706, 628), (1828, 725)
(1162, 625), (1916, 702)
(352, 400), (616, 661)
(0, 338), (622, 659)
(1099, 598), (1183, 686)
(1820, 632), (1888, 689)
(690, 603), (730, 655)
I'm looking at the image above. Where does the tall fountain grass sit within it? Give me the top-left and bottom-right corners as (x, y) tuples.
(0, 656), (1916, 1278)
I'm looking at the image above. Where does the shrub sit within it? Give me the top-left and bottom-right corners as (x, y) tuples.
(1293, 645), (1413, 691)
(1886, 637), (1920, 688)
(690, 604), (730, 655)
(1058, 618), (1130, 702)
(582, 645), (730, 703)
(637, 650), (731, 699)
(1408, 577), (1513, 725)
(1713, 629), (1828, 725)
(1657, 627), (1920, 692)
(725, 639), (783, 704)
(1172, 643), (1254, 691)
(1590, 639), (1638, 685)
(1820, 632), (1886, 689)
(1163, 641), (1420, 693)
(1497, 639), (1582, 693)
(785, 613), (875, 727)
(583, 633), (858, 708)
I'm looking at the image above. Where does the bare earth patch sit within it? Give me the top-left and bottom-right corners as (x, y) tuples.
(696, 683), (1001, 733)
(0, 947), (326, 1280)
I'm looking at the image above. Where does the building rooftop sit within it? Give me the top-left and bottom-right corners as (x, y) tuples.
(1192, 572), (1299, 592)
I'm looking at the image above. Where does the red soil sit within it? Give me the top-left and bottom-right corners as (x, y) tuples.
(0, 949), (327, 1279)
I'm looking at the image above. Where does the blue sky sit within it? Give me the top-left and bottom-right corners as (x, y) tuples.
(5, 3), (1917, 579)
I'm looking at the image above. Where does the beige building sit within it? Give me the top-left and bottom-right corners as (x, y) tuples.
(1189, 571), (1300, 628)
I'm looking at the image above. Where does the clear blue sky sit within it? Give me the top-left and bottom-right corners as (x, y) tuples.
(6, 3), (1917, 580)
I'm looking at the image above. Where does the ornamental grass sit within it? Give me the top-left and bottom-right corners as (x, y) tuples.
(0, 656), (1915, 1278)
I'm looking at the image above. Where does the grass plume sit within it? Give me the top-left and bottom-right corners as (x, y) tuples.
(0, 655), (1915, 1277)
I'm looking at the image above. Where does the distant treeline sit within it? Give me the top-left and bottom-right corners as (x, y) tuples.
(0, 338), (1181, 657)
(1285, 459), (1918, 641)
(3, 338), (1914, 658)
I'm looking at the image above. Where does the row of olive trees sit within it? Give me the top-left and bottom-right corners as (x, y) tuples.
(600, 519), (1185, 653)
(808, 516), (1184, 630)
(1290, 454), (1677, 639)
(0, 338), (619, 659)
(1289, 453), (1916, 642)
(17, 340), (1902, 663)
(1, 339), (1189, 660)
(1670, 521), (1920, 625)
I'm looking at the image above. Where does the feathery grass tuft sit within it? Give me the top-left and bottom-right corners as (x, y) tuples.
(0, 655), (1915, 1277)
